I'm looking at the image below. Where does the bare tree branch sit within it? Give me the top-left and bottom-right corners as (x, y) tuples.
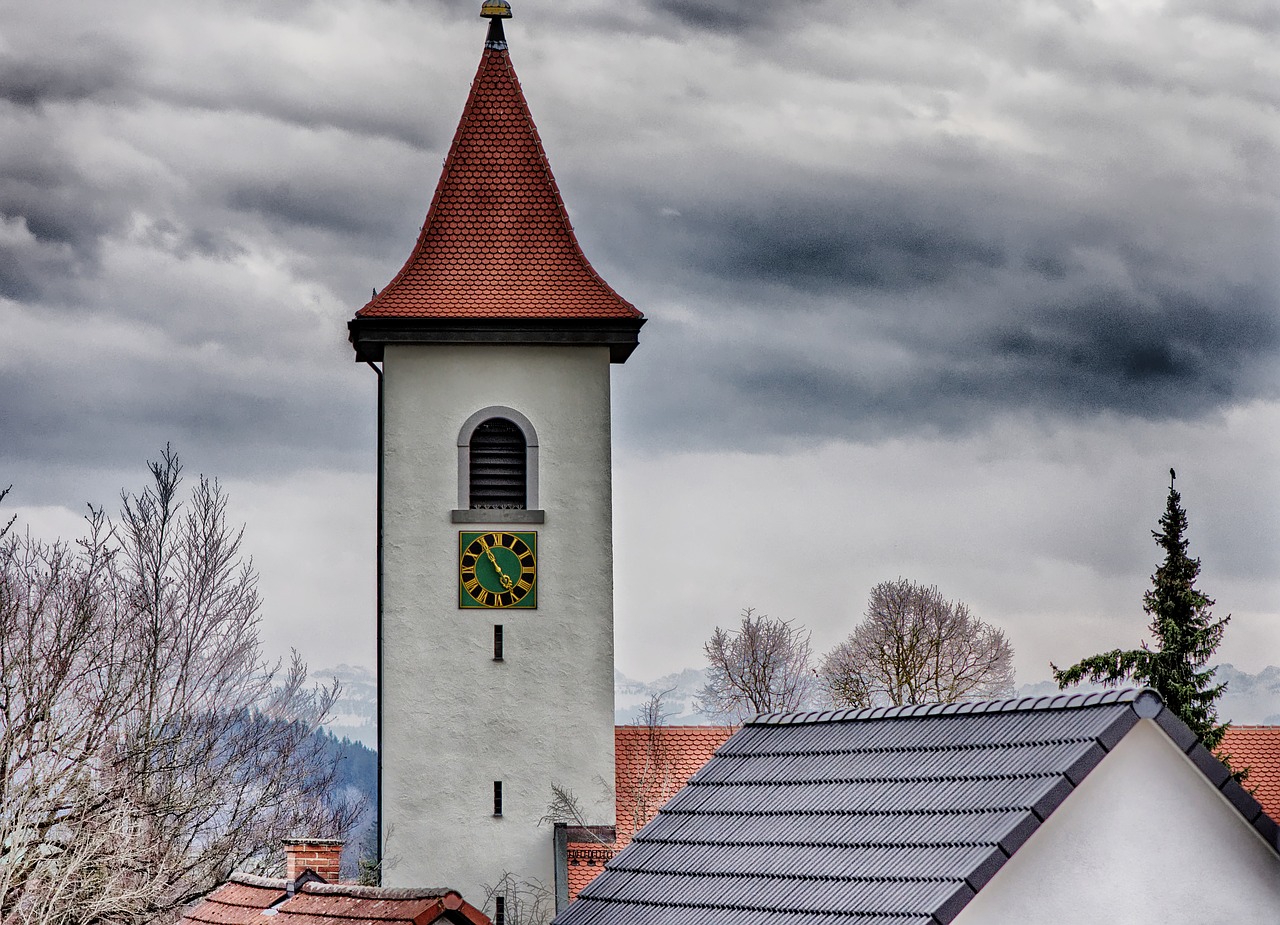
(697, 608), (814, 722)
(0, 450), (360, 925)
(480, 872), (551, 925)
(819, 579), (1015, 708)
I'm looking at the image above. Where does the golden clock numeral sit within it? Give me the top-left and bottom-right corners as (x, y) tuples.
(515, 578), (533, 592)
(474, 589), (491, 606)
(461, 552), (478, 568)
(487, 532), (503, 548)
(495, 592), (513, 607)
(464, 577), (481, 593)
(511, 539), (527, 555)
(519, 553), (534, 567)
(461, 565), (476, 579)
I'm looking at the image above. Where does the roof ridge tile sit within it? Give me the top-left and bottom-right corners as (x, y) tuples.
(748, 688), (1148, 726)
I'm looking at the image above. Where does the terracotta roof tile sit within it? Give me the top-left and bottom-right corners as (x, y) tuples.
(356, 27), (638, 322)
(181, 877), (489, 925)
(564, 726), (735, 903)
(613, 725), (735, 848)
(1219, 726), (1280, 820)
(183, 881), (288, 925)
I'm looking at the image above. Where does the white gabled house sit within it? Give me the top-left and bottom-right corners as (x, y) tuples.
(555, 689), (1280, 924)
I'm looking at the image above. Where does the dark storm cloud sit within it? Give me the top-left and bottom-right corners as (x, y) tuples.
(1, 0), (1276, 482)
(669, 194), (1008, 293)
(225, 178), (400, 238)
(0, 331), (373, 498)
(0, 39), (137, 109)
(648, 0), (804, 34)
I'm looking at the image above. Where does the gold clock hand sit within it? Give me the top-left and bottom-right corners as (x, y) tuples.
(483, 545), (515, 590)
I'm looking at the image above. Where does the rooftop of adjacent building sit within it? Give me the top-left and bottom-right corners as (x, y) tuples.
(1220, 725), (1280, 820)
(182, 874), (491, 925)
(557, 690), (1280, 925)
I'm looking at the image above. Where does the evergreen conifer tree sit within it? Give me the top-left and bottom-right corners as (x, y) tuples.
(1052, 470), (1231, 749)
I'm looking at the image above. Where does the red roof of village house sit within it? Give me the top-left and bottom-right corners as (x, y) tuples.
(1220, 726), (1280, 820)
(564, 725), (735, 903)
(355, 20), (639, 322)
(612, 725), (736, 846)
(181, 875), (490, 925)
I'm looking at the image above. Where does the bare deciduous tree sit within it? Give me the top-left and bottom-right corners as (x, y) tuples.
(819, 578), (1015, 708)
(697, 608), (814, 721)
(481, 872), (551, 925)
(0, 451), (358, 925)
(622, 689), (677, 836)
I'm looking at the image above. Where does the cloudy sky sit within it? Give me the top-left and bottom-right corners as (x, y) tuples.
(2, 0), (1276, 690)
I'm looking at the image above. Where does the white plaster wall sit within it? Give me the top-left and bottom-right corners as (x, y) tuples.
(957, 720), (1280, 924)
(379, 344), (617, 905)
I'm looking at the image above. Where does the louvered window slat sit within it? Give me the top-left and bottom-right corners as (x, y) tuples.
(469, 418), (527, 509)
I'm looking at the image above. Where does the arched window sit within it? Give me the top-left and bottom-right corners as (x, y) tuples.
(469, 418), (526, 509)
(454, 407), (542, 522)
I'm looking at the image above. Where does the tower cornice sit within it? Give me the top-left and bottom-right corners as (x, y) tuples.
(348, 315), (644, 364)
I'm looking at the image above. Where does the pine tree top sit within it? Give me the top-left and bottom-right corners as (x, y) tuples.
(1053, 470), (1231, 751)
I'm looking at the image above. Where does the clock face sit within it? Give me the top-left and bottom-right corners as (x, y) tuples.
(459, 531), (537, 609)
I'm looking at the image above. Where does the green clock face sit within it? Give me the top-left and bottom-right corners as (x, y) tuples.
(459, 531), (537, 609)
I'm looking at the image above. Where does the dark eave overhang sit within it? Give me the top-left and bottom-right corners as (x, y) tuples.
(348, 315), (646, 364)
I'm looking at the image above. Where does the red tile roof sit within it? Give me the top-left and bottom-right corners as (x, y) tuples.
(356, 25), (639, 322)
(181, 875), (490, 925)
(1219, 726), (1280, 820)
(564, 725), (735, 903)
(183, 879), (288, 925)
(613, 725), (735, 847)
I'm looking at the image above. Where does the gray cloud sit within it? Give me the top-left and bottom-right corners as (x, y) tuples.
(1, 0), (1276, 687)
(0, 37), (138, 110)
(0, 0), (1274, 477)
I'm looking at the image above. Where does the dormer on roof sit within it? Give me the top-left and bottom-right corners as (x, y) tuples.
(349, 4), (644, 364)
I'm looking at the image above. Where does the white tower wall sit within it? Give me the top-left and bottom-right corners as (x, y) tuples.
(379, 342), (617, 902)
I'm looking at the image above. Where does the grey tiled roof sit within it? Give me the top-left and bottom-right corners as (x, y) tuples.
(554, 689), (1280, 925)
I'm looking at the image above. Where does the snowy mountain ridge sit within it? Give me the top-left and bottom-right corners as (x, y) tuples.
(319, 662), (1280, 748)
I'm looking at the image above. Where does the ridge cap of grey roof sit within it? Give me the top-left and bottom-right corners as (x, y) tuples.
(747, 687), (1149, 725)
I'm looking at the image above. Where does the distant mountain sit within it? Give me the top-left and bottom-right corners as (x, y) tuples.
(315, 664), (377, 748)
(321, 662), (1280, 742)
(1010, 663), (1280, 725)
(615, 667), (718, 725)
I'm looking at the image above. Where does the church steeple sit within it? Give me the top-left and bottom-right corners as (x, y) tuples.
(350, 3), (643, 361)
(354, 5), (634, 907)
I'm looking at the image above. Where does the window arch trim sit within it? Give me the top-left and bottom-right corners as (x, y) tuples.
(453, 406), (542, 522)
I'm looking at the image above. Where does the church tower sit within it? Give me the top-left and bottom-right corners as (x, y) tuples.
(347, 1), (644, 906)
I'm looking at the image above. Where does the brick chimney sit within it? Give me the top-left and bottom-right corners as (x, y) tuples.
(284, 838), (344, 883)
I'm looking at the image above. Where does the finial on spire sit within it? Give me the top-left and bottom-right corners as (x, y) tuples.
(482, 0), (511, 49)
(1170, 467), (1176, 488)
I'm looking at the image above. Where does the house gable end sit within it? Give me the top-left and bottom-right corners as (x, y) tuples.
(955, 719), (1280, 924)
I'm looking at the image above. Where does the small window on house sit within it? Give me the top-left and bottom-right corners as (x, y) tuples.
(469, 418), (526, 509)
(495, 896), (506, 925)
(493, 780), (503, 816)
(493, 625), (504, 661)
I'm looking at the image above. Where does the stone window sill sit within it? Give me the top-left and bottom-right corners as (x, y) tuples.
(451, 509), (546, 524)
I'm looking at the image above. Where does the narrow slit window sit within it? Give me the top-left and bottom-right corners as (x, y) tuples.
(493, 625), (504, 661)
(495, 896), (505, 925)
(469, 418), (526, 509)
(493, 780), (503, 816)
